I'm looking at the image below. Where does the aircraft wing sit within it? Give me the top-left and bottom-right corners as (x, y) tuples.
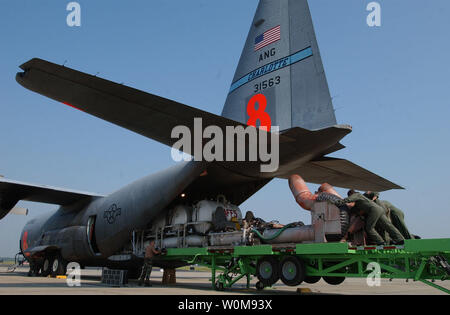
(15, 58), (402, 194)
(0, 177), (105, 219)
(16, 58), (245, 148)
(279, 157), (404, 192)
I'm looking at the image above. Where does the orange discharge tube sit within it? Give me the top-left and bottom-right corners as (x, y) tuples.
(318, 183), (342, 198)
(288, 174), (317, 211)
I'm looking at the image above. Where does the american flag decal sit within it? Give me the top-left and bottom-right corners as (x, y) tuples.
(254, 25), (281, 51)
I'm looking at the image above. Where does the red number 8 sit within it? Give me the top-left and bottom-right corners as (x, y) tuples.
(246, 94), (272, 131)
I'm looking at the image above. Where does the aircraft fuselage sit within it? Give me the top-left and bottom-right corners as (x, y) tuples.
(20, 162), (204, 266)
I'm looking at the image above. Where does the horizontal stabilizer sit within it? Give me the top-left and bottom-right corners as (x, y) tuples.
(280, 157), (403, 192)
(16, 58), (244, 150)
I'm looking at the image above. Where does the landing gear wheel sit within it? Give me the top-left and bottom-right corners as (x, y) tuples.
(34, 263), (42, 276)
(323, 276), (345, 285)
(304, 276), (321, 284)
(28, 261), (40, 277)
(27, 265), (33, 277)
(51, 255), (67, 277)
(279, 256), (305, 286)
(255, 281), (265, 291)
(41, 256), (53, 277)
(256, 256), (279, 287)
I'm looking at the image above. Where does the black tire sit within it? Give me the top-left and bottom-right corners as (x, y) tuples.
(256, 256), (279, 287)
(41, 256), (53, 277)
(304, 276), (321, 284)
(323, 276), (345, 285)
(28, 261), (40, 277)
(255, 281), (265, 291)
(27, 265), (33, 277)
(34, 263), (42, 276)
(279, 256), (305, 286)
(51, 255), (67, 277)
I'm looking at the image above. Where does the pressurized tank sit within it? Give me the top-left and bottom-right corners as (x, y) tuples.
(160, 235), (206, 248)
(209, 231), (244, 246)
(261, 225), (315, 244)
(170, 205), (192, 226)
(192, 196), (242, 234)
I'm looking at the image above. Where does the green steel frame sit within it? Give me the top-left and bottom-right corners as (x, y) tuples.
(159, 238), (450, 294)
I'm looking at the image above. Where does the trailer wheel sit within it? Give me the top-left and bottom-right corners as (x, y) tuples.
(279, 256), (305, 286)
(256, 256), (279, 287)
(304, 276), (321, 284)
(323, 276), (345, 285)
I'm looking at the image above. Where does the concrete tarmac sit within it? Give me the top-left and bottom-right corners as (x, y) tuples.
(0, 266), (448, 295)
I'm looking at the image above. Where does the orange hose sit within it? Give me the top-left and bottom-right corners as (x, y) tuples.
(288, 175), (317, 210)
(318, 183), (342, 198)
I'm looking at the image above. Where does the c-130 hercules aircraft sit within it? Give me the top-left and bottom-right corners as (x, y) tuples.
(2, 0), (402, 276)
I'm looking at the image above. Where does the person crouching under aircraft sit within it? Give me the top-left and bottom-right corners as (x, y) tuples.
(332, 190), (405, 246)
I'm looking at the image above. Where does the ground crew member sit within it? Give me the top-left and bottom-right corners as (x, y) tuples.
(243, 211), (266, 229)
(138, 240), (161, 287)
(340, 214), (366, 244)
(363, 192), (392, 244)
(330, 191), (405, 245)
(365, 192), (413, 239)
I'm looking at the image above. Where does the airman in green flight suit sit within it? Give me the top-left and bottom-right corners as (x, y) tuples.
(364, 191), (413, 240)
(331, 191), (404, 245)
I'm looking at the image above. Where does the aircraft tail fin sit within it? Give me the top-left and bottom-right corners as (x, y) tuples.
(222, 0), (336, 131)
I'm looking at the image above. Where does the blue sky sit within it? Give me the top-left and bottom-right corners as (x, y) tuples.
(0, 0), (449, 256)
